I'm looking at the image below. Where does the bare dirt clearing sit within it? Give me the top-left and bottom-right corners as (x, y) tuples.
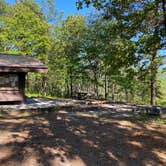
(0, 99), (165, 166)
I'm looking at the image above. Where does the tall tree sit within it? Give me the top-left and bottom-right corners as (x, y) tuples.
(0, 0), (52, 95)
(77, 0), (166, 105)
(0, 0), (50, 60)
(58, 15), (87, 97)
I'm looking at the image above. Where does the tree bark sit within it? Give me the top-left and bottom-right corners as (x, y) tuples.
(41, 76), (47, 96)
(112, 82), (115, 102)
(69, 68), (73, 98)
(150, 54), (157, 106)
(66, 78), (70, 97)
(151, 75), (156, 106)
(87, 81), (91, 94)
(94, 83), (98, 98)
(94, 71), (98, 98)
(125, 89), (129, 103)
(104, 73), (108, 100)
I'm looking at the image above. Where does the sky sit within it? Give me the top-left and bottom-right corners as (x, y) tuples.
(6, 0), (92, 18)
(52, 0), (91, 17)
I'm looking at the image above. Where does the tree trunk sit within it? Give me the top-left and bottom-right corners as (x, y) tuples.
(66, 78), (70, 97)
(151, 76), (156, 106)
(94, 83), (98, 98)
(87, 81), (91, 94)
(125, 89), (129, 103)
(94, 71), (98, 98)
(69, 68), (73, 98)
(112, 82), (115, 102)
(26, 74), (29, 92)
(104, 73), (108, 100)
(41, 76), (47, 96)
(150, 54), (157, 106)
(107, 78), (110, 99)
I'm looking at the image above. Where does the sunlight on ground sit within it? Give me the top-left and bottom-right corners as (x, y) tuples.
(0, 101), (165, 166)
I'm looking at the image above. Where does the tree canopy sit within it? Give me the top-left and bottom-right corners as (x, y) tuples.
(0, 0), (165, 106)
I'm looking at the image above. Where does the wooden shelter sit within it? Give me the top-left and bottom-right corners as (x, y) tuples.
(0, 53), (48, 102)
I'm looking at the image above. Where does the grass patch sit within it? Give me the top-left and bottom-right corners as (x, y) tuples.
(132, 112), (166, 125)
(26, 93), (57, 99)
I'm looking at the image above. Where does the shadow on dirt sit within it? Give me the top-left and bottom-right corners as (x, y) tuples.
(0, 103), (165, 166)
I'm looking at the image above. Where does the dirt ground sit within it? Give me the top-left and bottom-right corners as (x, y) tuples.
(0, 100), (165, 166)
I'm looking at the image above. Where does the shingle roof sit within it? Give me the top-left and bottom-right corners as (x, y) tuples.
(0, 53), (48, 73)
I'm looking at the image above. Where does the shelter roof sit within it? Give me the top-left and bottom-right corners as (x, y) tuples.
(0, 53), (48, 72)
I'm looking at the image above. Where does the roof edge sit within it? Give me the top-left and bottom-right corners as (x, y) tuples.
(0, 66), (48, 73)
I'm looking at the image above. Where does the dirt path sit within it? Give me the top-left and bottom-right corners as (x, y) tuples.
(0, 100), (165, 166)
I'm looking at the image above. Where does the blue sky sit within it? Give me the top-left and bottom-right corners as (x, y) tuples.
(52, 0), (91, 17)
(6, 0), (92, 18)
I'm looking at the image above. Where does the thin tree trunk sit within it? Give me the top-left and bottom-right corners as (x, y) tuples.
(104, 73), (108, 100)
(107, 78), (109, 99)
(66, 79), (70, 97)
(87, 81), (90, 94)
(112, 82), (115, 102)
(125, 89), (129, 103)
(151, 75), (156, 106)
(41, 76), (47, 96)
(94, 83), (98, 98)
(150, 54), (157, 106)
(66, 70), (70, 97)
(150, 2), (159, 106)
(94, 71), (98, 98)
(69, 68), (73, 98)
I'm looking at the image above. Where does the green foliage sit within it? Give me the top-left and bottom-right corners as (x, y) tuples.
(0, 0), (165, 106)
(157, 72), (166, 106)
(0, 0), (50, 60)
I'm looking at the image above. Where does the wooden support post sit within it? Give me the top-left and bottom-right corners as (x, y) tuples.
(18, 72), (27, 103)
